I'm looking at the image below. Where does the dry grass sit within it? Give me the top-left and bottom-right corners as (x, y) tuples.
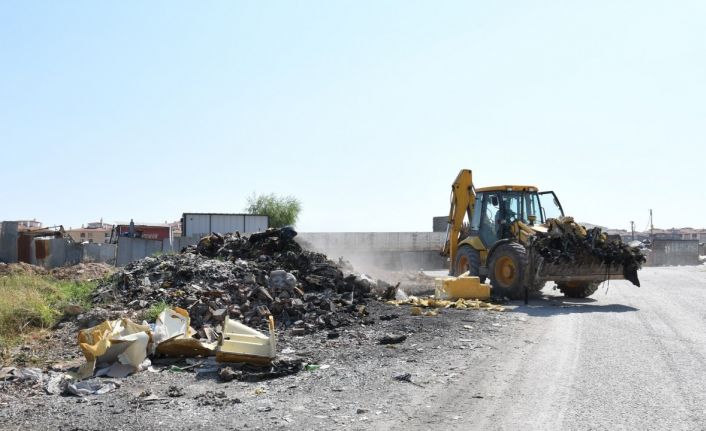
(0, 274), (97, 346)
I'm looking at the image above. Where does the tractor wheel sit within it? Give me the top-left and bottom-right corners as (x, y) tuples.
(453, 245), (486, 282)
(488, 242), (528, 299)
(558, 281), (600, 298)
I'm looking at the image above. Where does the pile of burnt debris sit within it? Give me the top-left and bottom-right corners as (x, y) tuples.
(532, 217), (646, 285)
(94, 227), (386, 334)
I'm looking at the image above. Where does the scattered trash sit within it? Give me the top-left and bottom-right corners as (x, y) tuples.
(166, 385), (185, 397)
(395, 288), (409, 301)
(205, 357), (305, 382)
(392, 372), (423, 387)
(66, 378), (120, 396)
(45, 373), (70, 395)
(378, 334), (407, 345)
(11, 367), (43, 383)
(218, 366), (237, 382)
(194, 390), (241, 407)
(390, 296), (505, 312)
(0, 367), (16, 379)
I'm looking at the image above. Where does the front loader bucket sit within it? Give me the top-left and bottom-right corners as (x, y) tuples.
(537, 260), (640, 287)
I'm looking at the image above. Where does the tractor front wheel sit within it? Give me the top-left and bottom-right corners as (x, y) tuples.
(488, 242), (528, 299)
(453, 245), (486, 282)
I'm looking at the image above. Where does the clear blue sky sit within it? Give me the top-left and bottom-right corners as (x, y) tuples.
(1, 1), (704, 232)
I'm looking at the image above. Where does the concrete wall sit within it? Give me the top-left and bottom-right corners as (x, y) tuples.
(298, 232), (448, 271)
(83, 243), (117, 265)
(647, 239), (700, 266)
(0, 221), (18, 263)
(116, 237), (164, 267)
(34, 238), (83, 268)
(162, 236), (199, 254)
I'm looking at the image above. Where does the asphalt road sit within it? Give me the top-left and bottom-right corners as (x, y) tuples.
(419, 265), (706, 431)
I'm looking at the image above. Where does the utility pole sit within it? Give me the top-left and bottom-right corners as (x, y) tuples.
(630, 221), (635, 241)
(649, 209), (654, 243)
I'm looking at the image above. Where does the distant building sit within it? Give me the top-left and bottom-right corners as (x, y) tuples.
(677, 228), (706, 242)
(168, 220), (182, 237)
(113, 221), (172, 241)
(66, 221), (113, 244)
(16, 219), (42, 229)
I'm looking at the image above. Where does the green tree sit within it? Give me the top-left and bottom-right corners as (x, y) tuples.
(245, 193), (302, 228)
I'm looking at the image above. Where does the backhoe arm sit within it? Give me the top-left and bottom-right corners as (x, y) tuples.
(442, 169), (476, 270)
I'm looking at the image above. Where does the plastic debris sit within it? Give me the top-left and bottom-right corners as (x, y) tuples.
(216, 315), (277, 365)
(11, 367), (43, 383)
(66, 379), (119, 396)
(378, 334), (407, 345)
(45, 373), (72, 395)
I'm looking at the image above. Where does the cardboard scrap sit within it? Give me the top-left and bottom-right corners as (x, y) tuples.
(388, 296), (505, 312)
(75, 318), (151, 380)
(153, 307), (217, 357)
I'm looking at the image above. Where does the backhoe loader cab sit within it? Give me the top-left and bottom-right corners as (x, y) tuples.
(471, 187), (564, 247)
(443, 169), (635, 299)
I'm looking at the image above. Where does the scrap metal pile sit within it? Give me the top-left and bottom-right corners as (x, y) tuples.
(532, 217), (646, 286)
(94, 227), (378, 334)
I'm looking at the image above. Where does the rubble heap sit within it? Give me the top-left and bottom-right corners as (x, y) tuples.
(532, 217), (646, 286)
(95, 228), (378, 333)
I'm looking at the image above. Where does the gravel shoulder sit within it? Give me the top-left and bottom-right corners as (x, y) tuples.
(427, 265), (706, 431)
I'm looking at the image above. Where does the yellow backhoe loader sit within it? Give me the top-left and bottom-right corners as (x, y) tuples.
(442, 169), (642, 299)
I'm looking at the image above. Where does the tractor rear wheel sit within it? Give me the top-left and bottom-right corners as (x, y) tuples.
(558, 281), (600, 298)
(453, 245), (486, 282)
(488, 242), (528, 299)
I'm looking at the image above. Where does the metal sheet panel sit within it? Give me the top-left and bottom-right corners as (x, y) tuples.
(244, 215), (268, 233)
(184, 214), (211, 238)
(211, 214), (245, 234)
(183, 213), (269, 237)
(0, 222), (18, 263)
(17, 235), (32, 264)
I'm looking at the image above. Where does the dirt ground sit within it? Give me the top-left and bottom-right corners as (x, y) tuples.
(5, 265), (703, 430)
(0, 296), (516, 431)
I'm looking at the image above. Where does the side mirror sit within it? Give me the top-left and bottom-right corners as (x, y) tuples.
(490, 196), (499, 207)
